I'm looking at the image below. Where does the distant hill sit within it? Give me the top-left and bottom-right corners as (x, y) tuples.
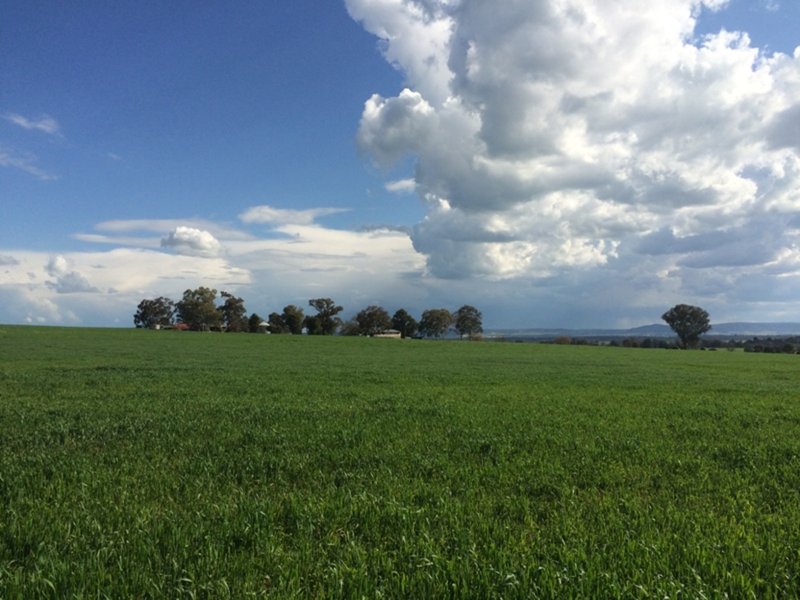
(487, 322), (800, 340)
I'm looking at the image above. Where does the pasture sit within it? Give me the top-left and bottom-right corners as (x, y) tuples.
(1, 326), (799, 598)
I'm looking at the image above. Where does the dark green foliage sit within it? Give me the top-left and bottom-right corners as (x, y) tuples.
(218, 291), (248, 332)
(419, 308), (452, 338)
(662, 304), (711, 348)
(339, 319), (361, 336)
(453, 304), (483, 340)
(302, 314), (321, 335)
(281, 305), (305, 335)
(133, 296), (175, 329)
(2, 326), (800, 598)
(175, 287), (221, 331)
(355, 305), (392, 336)
(307, 298), (343, 335)
(266, 312), (288, 334)
(391, 308), (418, 339)
(247, 313), (263, 333)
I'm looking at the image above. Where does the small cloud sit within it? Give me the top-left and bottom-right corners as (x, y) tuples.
(161, 226), (223, 257)
(239, 205), (350, 226)
(107, 152), (122, 161)
(359, 224), (412, 236)
(357, 90), (435, 167)
(0, 147), (56, 180)
(385, 178), (416, 194)
(45, 255), (100, 294)
(72, 233), (162, 248)
(4, 113), (61, 136)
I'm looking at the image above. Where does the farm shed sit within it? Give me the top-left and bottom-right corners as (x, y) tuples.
(373, 329), (402, 339)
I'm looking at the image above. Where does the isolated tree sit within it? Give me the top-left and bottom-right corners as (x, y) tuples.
(454, 304), (483, 340)
(392, 308), (418, 339)
(419, 308), (452, 338)
(355, 305), (392, 336)
(281, 305), (305, 335)
(661, 304), (711, 349)
(176, 287), (221, 331)
(308, 298), (343, 335)
(133, 296), (175, 329)
(218, 291), (248, 332)
(248, 312), (263, 333)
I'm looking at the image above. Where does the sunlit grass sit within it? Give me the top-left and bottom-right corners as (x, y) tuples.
(1, 326), (799, 597)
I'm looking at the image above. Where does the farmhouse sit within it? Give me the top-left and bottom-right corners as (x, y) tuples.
(373, 329), (402, 339)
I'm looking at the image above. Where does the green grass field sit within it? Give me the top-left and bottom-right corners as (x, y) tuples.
(1, 326), (799, 598)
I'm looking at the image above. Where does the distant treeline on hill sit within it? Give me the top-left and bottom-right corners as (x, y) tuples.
(539, 335), (800, 354)
(742, 337), (800, 354)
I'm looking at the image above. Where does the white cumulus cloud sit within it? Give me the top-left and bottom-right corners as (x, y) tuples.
(45, 255), (100, 294)
(161, 226), (224, 257)
(347, 0), (800, 315)
(0, 210), (428, 327)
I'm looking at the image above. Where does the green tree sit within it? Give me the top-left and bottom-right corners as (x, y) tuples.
(218, 291), (248, 332)
(281, 305), (305, 335)
(454, 304), (483, 340)
(355, 305), (392, 336)
(391, 308), (418, 339)
(303, 315), (322, 335)
(419, 308), (452, 338)
(661, 304), (711, 349)
(133, 296), (175, 329)
(248, 313), (263, 333)
(308, 298), (343, 335)
(267, 312), (289, 334)
(176, 287), (221, 331)
(339, 319), (361, 336)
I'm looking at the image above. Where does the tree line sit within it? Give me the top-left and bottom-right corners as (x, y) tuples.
(134, 288), (483, 339)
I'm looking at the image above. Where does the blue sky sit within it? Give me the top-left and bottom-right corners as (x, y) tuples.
(2, 0), (800, 329)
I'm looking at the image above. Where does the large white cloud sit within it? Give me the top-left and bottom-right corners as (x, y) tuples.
(0, 246), (252, 326)
(347, 0), (800, 315)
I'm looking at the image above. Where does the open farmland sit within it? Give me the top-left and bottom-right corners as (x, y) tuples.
(1, 326), (799, 598)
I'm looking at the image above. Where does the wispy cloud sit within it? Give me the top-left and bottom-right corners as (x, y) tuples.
(4, 113), (61, 136)
(0, 146), (57, 180)
(239, 205), (350, 226)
